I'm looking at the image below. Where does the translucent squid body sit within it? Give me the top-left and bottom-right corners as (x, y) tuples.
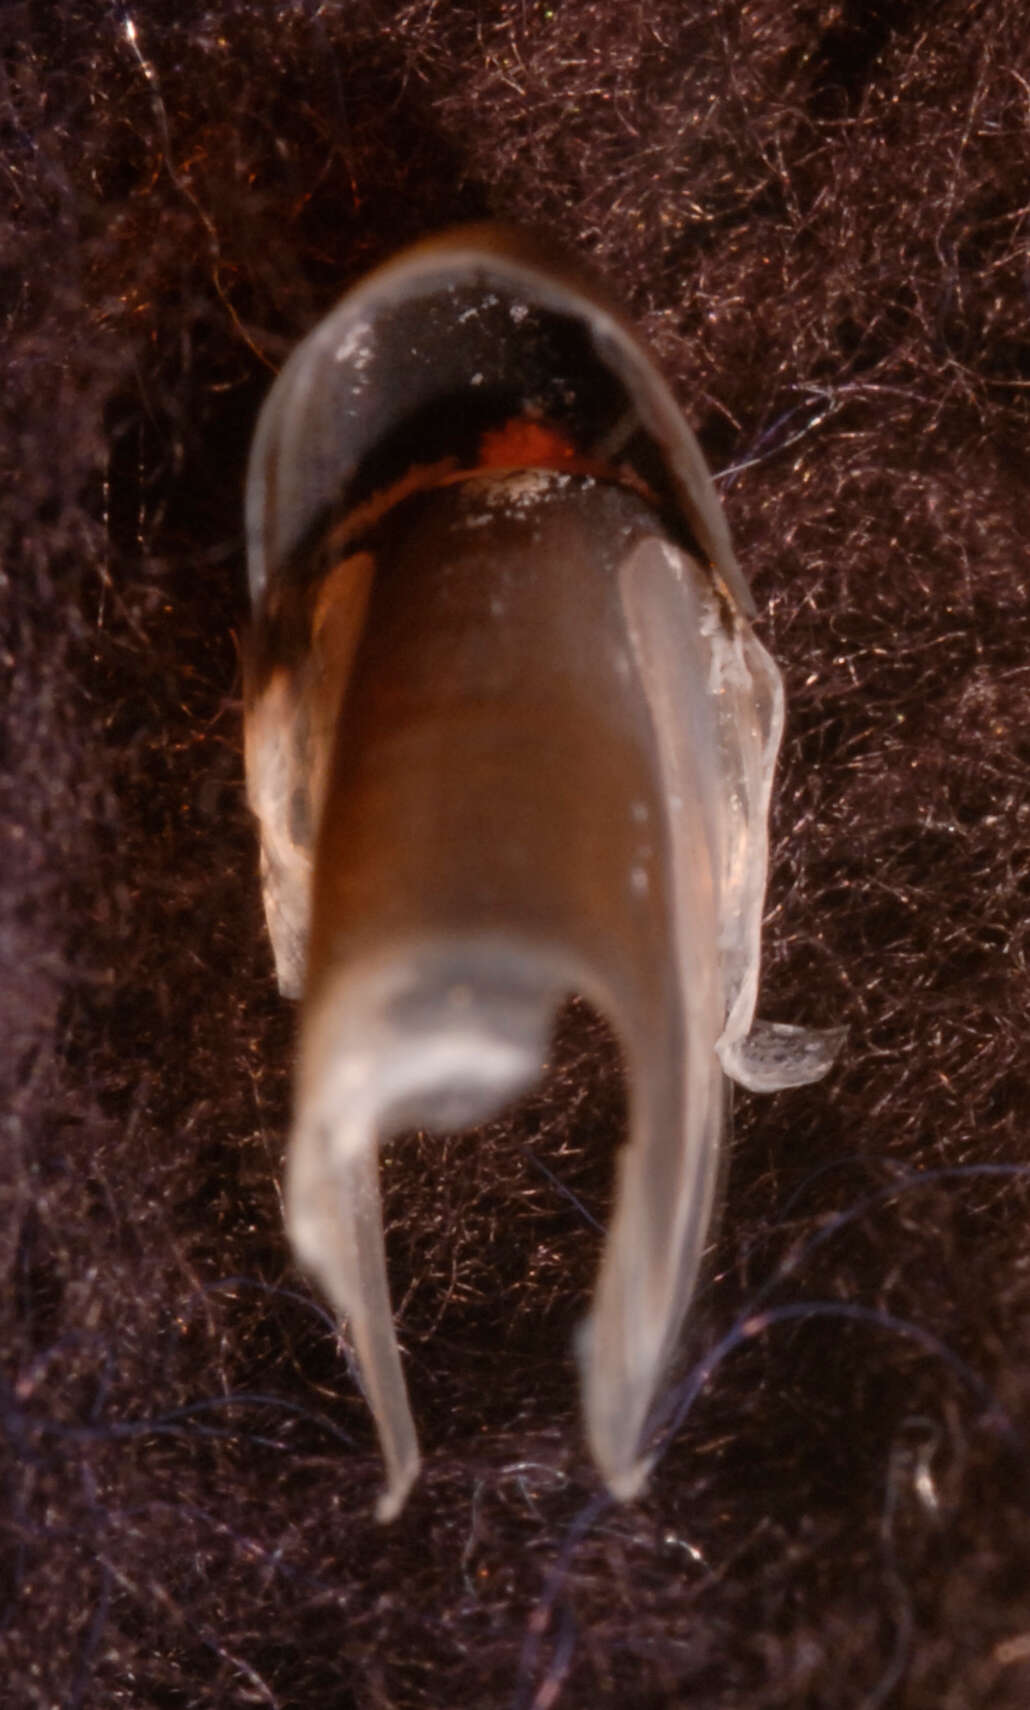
(243, 227), (840, 1519)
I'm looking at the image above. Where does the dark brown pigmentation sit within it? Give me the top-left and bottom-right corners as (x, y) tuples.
(3, 2), (1030, 1707)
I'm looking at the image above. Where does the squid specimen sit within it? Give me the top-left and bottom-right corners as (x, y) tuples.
(243, 227), (840, 1519)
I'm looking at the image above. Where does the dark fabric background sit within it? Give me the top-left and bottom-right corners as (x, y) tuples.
(3, 3), (1030, 1705)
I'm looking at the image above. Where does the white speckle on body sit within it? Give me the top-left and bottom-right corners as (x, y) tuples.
(509, 302), (529, 324)
(630, 865), (649, 897)
(463, 469), (569, 512)
(333, 322), (374, 370)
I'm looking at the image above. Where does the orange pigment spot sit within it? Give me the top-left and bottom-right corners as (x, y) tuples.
(477, 419), (580, 469)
